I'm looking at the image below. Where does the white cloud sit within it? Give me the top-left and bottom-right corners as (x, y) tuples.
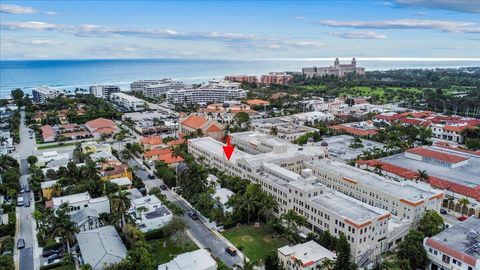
(1, 21), (58, 30)
(394, 0), (480, 14)
(30, 40), (58, 46)
(319, 19), (480, 33)
(0, 4), (37, 14)
(331, 31), (387, 39)
(294, 16), (306, 20)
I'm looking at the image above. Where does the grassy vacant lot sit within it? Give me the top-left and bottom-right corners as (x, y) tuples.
(147, 232), (198, 266)
(222, 225), (288, 262)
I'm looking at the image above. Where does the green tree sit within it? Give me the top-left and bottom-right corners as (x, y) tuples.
(109, 188), (132, 229)
(415, 170), (429, 183)
(397, 230), (428, 270)
(52, 203), (79, 254)
(334, 233), (355, 270)
(458, 197), (470, 216)
(27, 155), (38, 166)
(418, 210), (444, 237)
(264, 250), (281, 270)
(280, 209), (306, 243)
(11, 89), (24, 101)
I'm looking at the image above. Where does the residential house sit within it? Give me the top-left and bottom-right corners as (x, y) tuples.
(179, 114), (223, 141)
(49, 192), (110, 215)
(70, 207), (103, 232)
(278, 241), (336, 270)
(85, 118), (118, 138)
(157, 249), (217, 270)
(129, 195), (173, 232)
(77, 226), (127, 270)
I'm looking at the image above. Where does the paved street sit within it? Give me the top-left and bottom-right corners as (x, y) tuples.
(127, 158), (244, 269)
(14, 111), (38, 270)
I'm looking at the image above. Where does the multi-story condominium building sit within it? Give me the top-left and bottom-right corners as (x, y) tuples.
(166, 88), (247, 105)
(302, 58), (365, 78)
(32, 86), (64, 103)
(129, 195), (173, 232)
(130, 79), (166, 92)
(304, 159), (443, 222)
(278, 240), (336, 270)
(89, 85), (120, 100)
(423, 216), (480, 270)
(110, 92), (146, 111)
(259, 72), (293, 85)
(224, 75), (258, 83)
(141, 80), (185, 97)
(188, 132), (445, 265)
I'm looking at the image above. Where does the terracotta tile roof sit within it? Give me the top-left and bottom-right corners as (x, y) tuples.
(406, 147), (468, 164)
(158, 153), (184, 164)
(399, 118), (424, 125)
(246, 99), (270, 106)
(62, 131), (89, 138)
(329, 125), (377, 137)
(356, 159), (480, 200)
(167, 137), (186, 146)
(40, 125), (55, 140)
(434, 142), (480, 156)
(140, 136), (163, 145)
(144, 148), (170, 158)
(443, 125), (470, 133)
(207, 124), (222, 133)
(425, 238), (477, 267)
(181, 115), (208, 129)
(60, 124), (78, 129)
(85, 118), (117, 133)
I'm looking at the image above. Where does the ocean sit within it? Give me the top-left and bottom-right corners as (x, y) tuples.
(1, 58), (479, 98)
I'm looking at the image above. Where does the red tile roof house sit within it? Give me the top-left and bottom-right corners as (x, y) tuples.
(140, 136), (163, 150)
(329, 124), (378, 137)
(40, 125), (55, 142)
(178, 115), (223, 141)
(143, 148), (184, 167)
(85, 118), (118, 139)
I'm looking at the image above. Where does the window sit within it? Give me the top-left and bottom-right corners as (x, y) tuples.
(442, 255), (450, 263)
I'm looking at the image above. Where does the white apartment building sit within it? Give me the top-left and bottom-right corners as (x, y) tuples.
(32, 86), (64, 103)
(166, 88), (247, 104)
(129, 195), (173, 232)
(130, 79), (167, 92)
(278, 240), (336, 270)
(188, 132), (445, 265)
(110, 92), (146, 111)
(89, 85), (120, 100)
(189, 135), (389, 265)
(304, 160), (443, 222)
(424, 217), (480, 270)
(142, 80), (185, 97)
(51, 192), (110, 215)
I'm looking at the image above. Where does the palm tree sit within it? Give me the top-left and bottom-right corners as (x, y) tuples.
(280, 209), (306, 243)
(109, 188), (132, 229)
(52, 203), (79, 254)
(319, 258), (336, 270)
(170, 145), (183, 159)
(270, 126), (278, 136)
(458, 198), (470, 216)
(415, 170), (429, 183)
(373, 163), (383, 176)
(257, 194), (278, 222)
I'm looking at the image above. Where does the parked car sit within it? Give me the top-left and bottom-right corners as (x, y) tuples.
(43, 259), (60, 266)
(42, 250), (60, 258)
(17, 238), (25, 249)
(188, 211), (199, 220)
(46, 253), (62, 263)
(25, 185), (30, 192)
(457, 216), (468, 221)
(19, 187), (24, 194)
(160, 185), (167, 190)
(24, 200), (30, 207)
(440, 209), (447, 215)
(17, 197), (24, 207)
(148, 174), (155, 179)
(225, 247), (237, 256)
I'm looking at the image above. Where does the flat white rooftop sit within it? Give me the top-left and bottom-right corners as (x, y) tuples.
(278, 240), (336, 264)
(189, 137), (251, 163)
(310, 159), (440, 202)
(311, 190), (388, 224)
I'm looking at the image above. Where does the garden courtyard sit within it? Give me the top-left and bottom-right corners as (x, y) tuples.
(222, 225), (289, 262)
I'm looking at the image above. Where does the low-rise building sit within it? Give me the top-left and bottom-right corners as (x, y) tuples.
(85, 118), (118, 138)
(278, 240), (336, 270)
(110, 177), (133, 189)
(110, 92), (146, 111)
(157, 249), (217, 270)
(259, 72), (293, 85)
(70, 207), (103, 232)
(212, 187), (234, 213)
(424, 216), (480, 270)
(89, 85), (120, 100)
(81, 141), (112, 154)
(41, 180), (58, 200)
(140, 136), (164, 150)
(329, 121), (378, 137)
(50, 192), (110, 215)
(130, 195), (173, 232)
(77, 226), (127, 270)
(179, 114), (223, 141)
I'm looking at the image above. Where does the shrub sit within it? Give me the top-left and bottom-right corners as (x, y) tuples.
(144, 228), (165, 240)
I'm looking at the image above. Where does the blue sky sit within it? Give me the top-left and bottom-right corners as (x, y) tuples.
(0, 0), (479, 60)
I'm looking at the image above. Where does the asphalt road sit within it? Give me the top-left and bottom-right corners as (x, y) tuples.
(14, 111), (36, 270)
(127, 158), (244, 268)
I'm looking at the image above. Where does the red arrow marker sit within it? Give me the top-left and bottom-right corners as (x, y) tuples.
(223, 136), (235, 161)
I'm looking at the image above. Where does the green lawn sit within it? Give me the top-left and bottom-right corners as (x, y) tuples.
(222, 225), (289, 262)
(36, 142), (77, 150)
(147, 233), (198, 265)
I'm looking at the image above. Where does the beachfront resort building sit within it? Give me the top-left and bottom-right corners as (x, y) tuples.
(302, 58), (365, 78)
(166, 87), (247, 105)
(89, 85), (120, 100)
(32, 86), (64, 103)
